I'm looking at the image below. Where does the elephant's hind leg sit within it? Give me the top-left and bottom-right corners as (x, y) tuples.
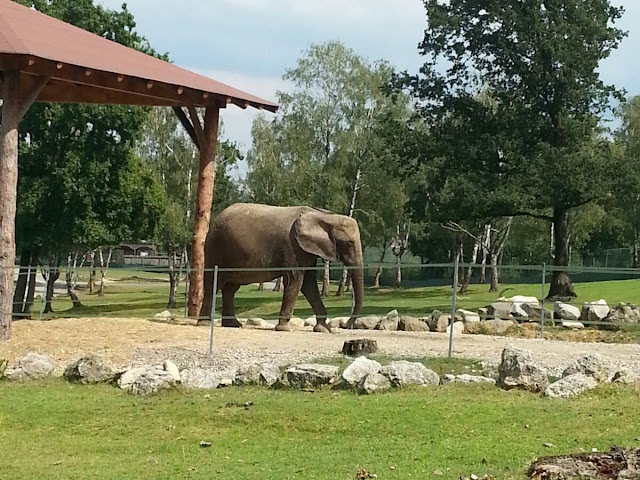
(301, 270), (331, 333)
(274, 273), (304, 332)
(221, 283), (243, 328)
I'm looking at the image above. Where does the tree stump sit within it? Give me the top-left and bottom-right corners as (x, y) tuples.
(342, 339), (378, 357)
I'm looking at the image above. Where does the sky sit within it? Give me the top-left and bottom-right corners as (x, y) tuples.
(97, 0), (640, 175)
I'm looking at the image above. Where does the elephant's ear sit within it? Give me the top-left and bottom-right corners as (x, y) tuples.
(294, 212), (339, 262)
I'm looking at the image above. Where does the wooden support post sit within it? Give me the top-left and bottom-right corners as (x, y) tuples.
(187, 107), (220, 317)
(0, 71), (48, 341)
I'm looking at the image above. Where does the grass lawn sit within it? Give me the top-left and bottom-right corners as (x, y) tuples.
(0, 380), (638, 480)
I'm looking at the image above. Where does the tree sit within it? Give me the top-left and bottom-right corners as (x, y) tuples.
(11, 0), (163, 315)
(400, 0), (626, 298)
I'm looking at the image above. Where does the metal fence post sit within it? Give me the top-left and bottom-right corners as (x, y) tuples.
(540, 263), (546, 339)
(448, 255), (459, 359)
(184, 265), (190, 318)
(208, 265), (219, 356)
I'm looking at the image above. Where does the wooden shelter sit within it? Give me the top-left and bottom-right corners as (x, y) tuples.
(0, 0), (278, 340)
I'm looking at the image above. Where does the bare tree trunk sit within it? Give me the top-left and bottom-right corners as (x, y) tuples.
(12, 247), (30, 318)
(66, 252), (83, 308)
(633, 228), (638, 269)
(167, 249), (179, 309)
(547, 208), (576, 298)
(489, 252), (499, 293)
(321, 260), (330, 298)
(272, 277), (282, 292)
(257, 282), (265, 291)
(43, 254), (61, 314)
(394, 254), (402, 289)
(188, 108), (220, 317)
(459, 235), (481, 294)
(479, 223), (490, 284)
(23, 249), (39, 317)
(88, 251), (96, 294)
(98, 247), (113, 297)
(0, 71), (20, 340)
(337, 167), (361, 297)
(373, 243), (387, 288)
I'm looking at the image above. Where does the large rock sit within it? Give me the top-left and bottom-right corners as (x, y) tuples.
(545, 373), (599, 398)
(154, 310), (173, 321)
(303, 316), (317, 327)
(234, 364), (281, 387)
(163, 360), (181, 382)
(445, 321), (464, 336)
(442, 374), (496, 385)
(562, 354), (612, 383)
(375, 316), (399, 331)
(456, 309), (480, 323)
(499, 295), (540, 305)
(604, 303), (640, 326)
(497, 345), (548, 392)
(398, 316), (430, 332)
(478, 307), (489, 320)
(554, 301), (581, 321)
(64, 355), (116, 384)
(382, 361), (439, 388)
(5, 352), (55, 380)
(247, 317), (271, 328)
(521, 303), (553, 322)
(611, 368), (639, 385)
(280, 364), (339, 389)
(118, 367), (177, 395)
(340, 356), (382, 388)
(329, 317), (347, 329)
(288, 317), (305, 329)
(581, 299), (609, 324)
(352, 316), (381, 330)
(488, 302), (512, 320)
(357, 373), (391, 395)
(342, 339), (378, 357)
(428, 313), (450, 333)
(180, 368), (235, 390)
(510, 302), (529, 322)
(465, 319), (516, 335)
(561, 320), (585, 329)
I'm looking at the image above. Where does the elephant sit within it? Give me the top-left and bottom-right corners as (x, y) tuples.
(198, 203), (364, 333)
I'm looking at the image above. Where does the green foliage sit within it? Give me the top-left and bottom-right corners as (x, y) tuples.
(15, 0), (164, 256)
(1, 380), (638, 479)
(398, 0), (627, 268)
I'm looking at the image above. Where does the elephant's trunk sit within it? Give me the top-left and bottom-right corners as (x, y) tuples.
(348, 260), (364, 325)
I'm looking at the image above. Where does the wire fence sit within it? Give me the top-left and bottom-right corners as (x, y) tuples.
(5, 261), (640, 356)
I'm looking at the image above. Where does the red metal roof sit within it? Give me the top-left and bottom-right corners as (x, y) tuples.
(0, 0), (278, 111)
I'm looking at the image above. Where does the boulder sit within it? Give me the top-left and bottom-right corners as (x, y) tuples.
(280, 364), (339, 389)
(382, 361), (439, 388)
(154, 310), (173, 321)
(288, 317), (305, 329)
(605, 303), (640, 326)
(442, 374), (496, 385)
(63, 355), (116, 384)
(611, 368), (638, 385)
(497, 345), (549, 392)
(581, 299), (609, 324)
(375, 316), (399, 331)
(357, 373), (391, 395)
(351, 315), (381, 330)
(342, 339), (378, 357)
(398, 316), (430, 332)
(234, 364), (281, 387)
(118, 367), (177, 395)
(5, 352), (55, 380)
(510, 302), (529, 322)
(163, 360), (181, 382)
(561, 320), (585, 329)
(340, 356), (382, 388)
(554, 301), (581, 321)
(386, 309), (400, 318)
(180, 368), (227, 390)
(247, 317), (270, 328)
(428, 313), (450, 333)
(562, 354), (612, 383)
(465, 319), (516, 335)
(329, 317), (348, 329)
(488, 302), (512, 320)
(456, 309), (480, 323)
(499, 295), (540, 305)
(545, 373), (598, 399)
(445, 321), (464, 336)
(303, 316), (317, 327)
(521, 303), (553, 322)
(478, 307), (489, 320)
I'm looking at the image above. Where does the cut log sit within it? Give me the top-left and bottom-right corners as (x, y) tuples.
(341, 339), (378, 357)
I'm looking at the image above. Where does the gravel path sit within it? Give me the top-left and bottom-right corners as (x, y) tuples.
(1, 318), (638, 376)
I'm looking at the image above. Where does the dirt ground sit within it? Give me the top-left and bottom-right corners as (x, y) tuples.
(2, 317), (639, 376)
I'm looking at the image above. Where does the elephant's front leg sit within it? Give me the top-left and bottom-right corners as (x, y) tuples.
(274, 273), (304, 332)
(301, 270), (331, 333)
(221, 284), (243, 328)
